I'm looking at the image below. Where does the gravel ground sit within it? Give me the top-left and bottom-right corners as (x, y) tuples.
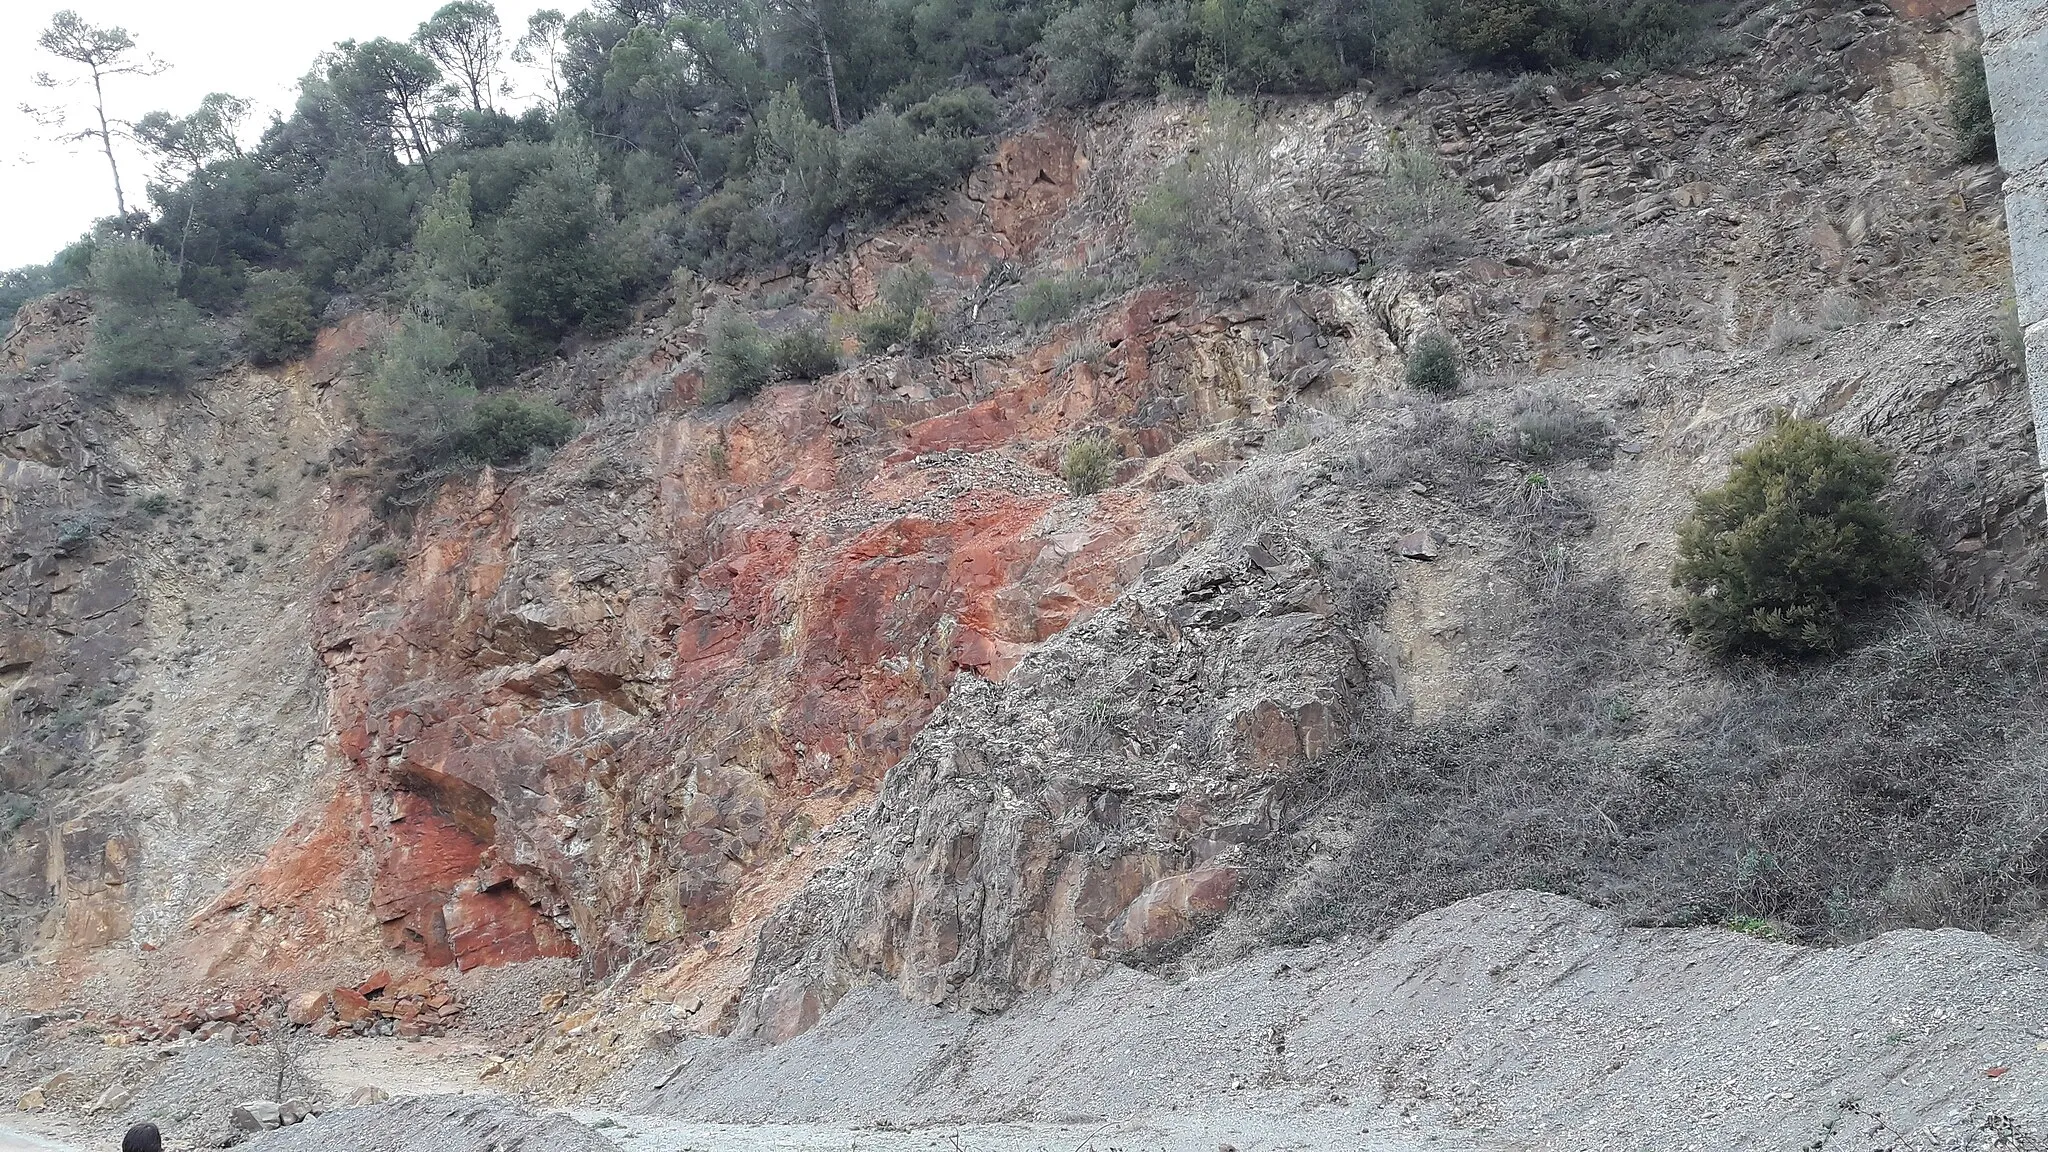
(629, 891), (2048, 1150)
(11, 892), (2046, 1151)
(251, 1095), (618, 1152)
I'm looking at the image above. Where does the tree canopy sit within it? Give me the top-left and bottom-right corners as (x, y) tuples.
(7, 0), (1723, 379)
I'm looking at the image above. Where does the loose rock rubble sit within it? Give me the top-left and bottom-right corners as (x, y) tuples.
(635, 892), (2048, 1150)
(79, 973), (470, 1049)
(228, 1098), (315, 1133)
(253, 1094), (620, 1152)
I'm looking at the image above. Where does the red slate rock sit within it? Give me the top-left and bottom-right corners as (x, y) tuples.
(286, 991), (329, 1027)
(1107, 867), (1242, 951)
(330, 987), (374, 1025)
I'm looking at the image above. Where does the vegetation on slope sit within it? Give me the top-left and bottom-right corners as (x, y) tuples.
(3, 0), (1731, 470)
(1673, 417), (1922, 658)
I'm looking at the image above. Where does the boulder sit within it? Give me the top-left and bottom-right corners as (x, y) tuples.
(88, 1083), (135, 1113)
(287, 989), (330, 1026)
(1108, 867), (1241, 951)
(279, 1098), (310, 1125)
(1395, 529), (1439, 560)
(17, 1088), (45, 1112)
(330, 986), (375, 1024)
(230, 1100), (283, 1133)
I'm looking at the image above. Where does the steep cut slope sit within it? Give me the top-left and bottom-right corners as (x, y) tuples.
(711, 0), (2045, 1052)
(1, 300), (361, 984)
(1, 4), (2042, 1130)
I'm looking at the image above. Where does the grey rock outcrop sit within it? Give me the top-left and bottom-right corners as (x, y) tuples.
(1983, 0), (2048, 501)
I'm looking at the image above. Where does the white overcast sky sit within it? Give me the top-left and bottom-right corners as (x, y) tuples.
(0, 1), (561, 268)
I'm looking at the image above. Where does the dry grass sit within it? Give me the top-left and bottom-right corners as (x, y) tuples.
(1208, 465), (1302, 545)
(1341, 400), (1492, 494)
(1257, 584), (2048, 946)
(1506, 387), (1611, 463)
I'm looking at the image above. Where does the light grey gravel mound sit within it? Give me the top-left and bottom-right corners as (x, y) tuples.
(632, 891), (2048, 1150)
(251, 1095), (619, 1152)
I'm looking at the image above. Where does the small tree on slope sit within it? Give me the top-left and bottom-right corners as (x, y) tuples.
(1673, 416), (1921, 659)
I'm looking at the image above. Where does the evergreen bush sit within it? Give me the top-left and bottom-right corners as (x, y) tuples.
(1060, 433), (1118, 495)
(86, 239), (215, 392)
(770, 328), (839, 379)
(1405, 331), (1460, 394)
(242, 270), (318, 365)
(1673, 417), (1922, 658)
(704, 311), (771, 403)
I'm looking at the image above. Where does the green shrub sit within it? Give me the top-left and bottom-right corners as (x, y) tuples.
(361, 318), (481, 470)
(678, 183), (791, 281)
(55, 515), (100, 553)
(838, 101), (987, 222)
(905, 86), (1000, 139)
(86, 239), (215, 392)
(857, 308), (911, 353)
(672, 87), (990, 280)
(1041, 0), (1132, 107)
(285, 157), (416, 292)
(399, 172), (518, 383)
(858, 266), (936, 355)
(457, 393), (575, 465)
(704, 311), (771, 403)
(907, 306), (942, 356)
(491, 144), (627, 342)
(243, 270), (318, 365)
(136, 493), (171, 515)
(1953, 47), (1997, 163)
(1134, 97), (1277, 288)
(1405, 331), (1460, 394)
(770, 328), (839, 380)
(1443, 0), (1712, 73)
(1060, 433), (1118, 495)
(1013, 274), (1108, 328)
(1673, 417), (1922, 659)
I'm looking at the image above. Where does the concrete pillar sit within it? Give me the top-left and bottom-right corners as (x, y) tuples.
(1982, 0), (2048, 497)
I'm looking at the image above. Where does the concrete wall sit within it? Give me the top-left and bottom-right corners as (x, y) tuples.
(1982, 0), (2048, 495)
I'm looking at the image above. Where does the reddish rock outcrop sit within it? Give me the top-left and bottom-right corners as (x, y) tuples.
(184, 117), (1349, 991)
(1109, 867), (1242, 951)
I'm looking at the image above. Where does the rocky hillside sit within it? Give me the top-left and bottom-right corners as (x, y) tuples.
(1, 0), (2042, 1114)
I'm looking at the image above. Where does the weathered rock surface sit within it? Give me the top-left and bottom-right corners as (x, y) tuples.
(738, 517), (1389, 1034)
(697, 1), (2042, 1049)
(1, 5), (2042, 1118)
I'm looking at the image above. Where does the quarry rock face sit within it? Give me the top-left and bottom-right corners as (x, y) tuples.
(737, 538), (1389, 1033)
(176, 116), (1350, 993)
(2, 5), (2044, 1093)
